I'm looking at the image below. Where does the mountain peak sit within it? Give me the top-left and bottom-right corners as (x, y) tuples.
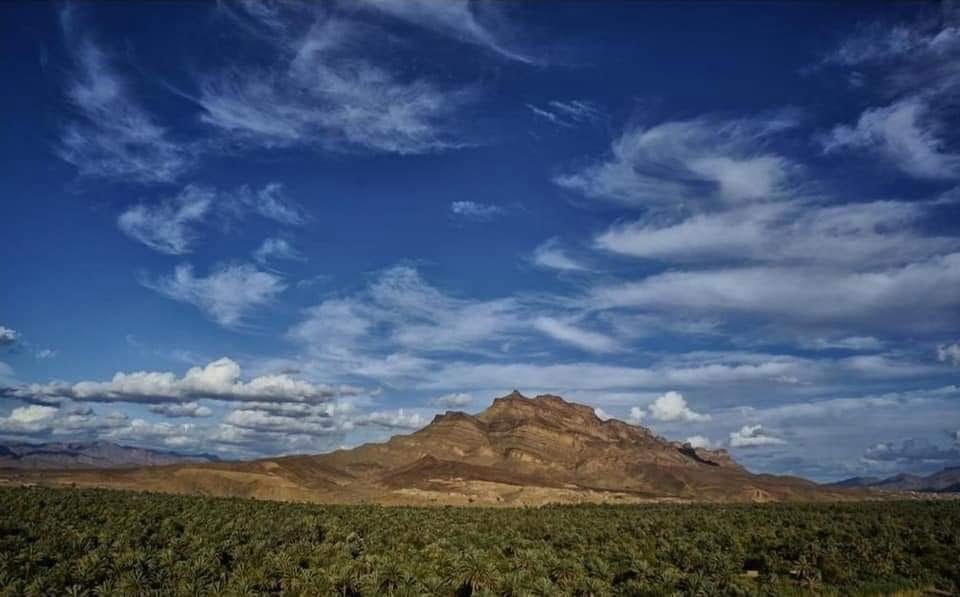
(12, 393), (847, 504)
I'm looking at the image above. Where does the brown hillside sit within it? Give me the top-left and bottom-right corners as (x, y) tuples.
(2, 392), (859, 505)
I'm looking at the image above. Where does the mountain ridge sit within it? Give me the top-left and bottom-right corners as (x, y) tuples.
(828, 466), (960, 492)
(0, 440), (219, 469)
(2, 392), (858, 505)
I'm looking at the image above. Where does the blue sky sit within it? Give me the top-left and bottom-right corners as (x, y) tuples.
(1, 1), (959, 481)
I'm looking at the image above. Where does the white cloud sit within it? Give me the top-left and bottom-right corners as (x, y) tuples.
(354, 0), (533, 63)
(354, 408), (426, 430)
(224, 408), (340, 437)
(34, 349), (57, 360)
(198, 10), (472, 155)
(291, 266), (523, 359)
(0, 326), (18, 346)
(937, 343), (960, 366)
(148, 402), (213, 418)
(822, 15), (960, 96)
(10, 405), (58, 424)
(232, 183), (308, 226)
(527, 99), (600, 128)
(1, 358), (358, 406)
(430, 392), (473, 408)
(802, 336), (885, 351)
(591, 253), (960, 333)
(253, 237), (303, 264)
(420, 356), (814, 393)
(0, 405), (59, 435)
(532, 317), (618, 353)
(118, 186), (213, 255)
(119, 183), (306, 255)
(625, 390), (712, 424)
(822, 98), (960, 179)
(685, 435), (713, 449)
(729, 424), (785, 448)
(531, 238), (587, 272)
(450, 201), (505, 221)
(594, 200), (956, 267)
(555, 114), (798, 206)
(645, 391), (710, 423)
(58, 7), (191, 183)
(144, 263), (286, 327)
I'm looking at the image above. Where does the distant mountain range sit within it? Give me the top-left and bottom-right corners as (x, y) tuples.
(0, 441), (219, 469)
(3, 392), (858, 505)
(828, 466), (960, 493)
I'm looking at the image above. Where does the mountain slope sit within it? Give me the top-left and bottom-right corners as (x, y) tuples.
(0, 441), (218, 469)
(5, 392), (857, 504)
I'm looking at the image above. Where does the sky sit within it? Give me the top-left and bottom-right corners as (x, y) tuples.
(1, 1), (959, 482)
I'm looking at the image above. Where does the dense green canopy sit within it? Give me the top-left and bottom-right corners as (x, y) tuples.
(0, 487), (957, 595)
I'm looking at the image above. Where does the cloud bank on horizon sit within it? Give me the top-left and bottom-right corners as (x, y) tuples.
(1, 1), (959, 480)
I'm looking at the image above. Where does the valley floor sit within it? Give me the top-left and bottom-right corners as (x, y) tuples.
(1, 486), (958, 595)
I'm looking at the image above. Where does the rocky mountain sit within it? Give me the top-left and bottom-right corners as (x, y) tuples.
(0, 441), (218, 469)
(4, 392), (856, 505)
(829, 466), (960, 492)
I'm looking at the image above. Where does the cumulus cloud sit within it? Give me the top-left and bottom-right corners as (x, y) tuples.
(354, 408), (426, 429)
(531, 238), (588, 272)
(729, 424), (785, 448)
(354, 0), (533, 63)
(224, 408), (340, 437)
(450, 201), (505, 221)
(628, 406), (646, 424)
(0, 405), (59, 434)
(937, 343), (960, 366)
(555, 113), (799, 206)
(58, 7), (191, 183)
(144, 263), (286, 327)
(253, 237), (304, 264)
(430, 392), (473, 408)
(0, 326), (18, 347)
(685, 435), (713, 449)
(532, 317), (618, 353)
(1, 358), (359, 406)
(633, 391), (710, 423)
(148, 402), (213, 418)
(198, 6), (473, 155)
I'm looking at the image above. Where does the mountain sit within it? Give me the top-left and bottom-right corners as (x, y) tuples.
(828, 476), (882, 488)
(828, 466), (960, 492)
(4, 392), (856, 504)
(0, 440), (218, 469)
